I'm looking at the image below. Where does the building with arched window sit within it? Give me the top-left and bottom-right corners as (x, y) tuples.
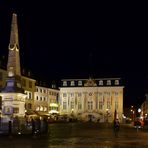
(59, 78), (124, 122)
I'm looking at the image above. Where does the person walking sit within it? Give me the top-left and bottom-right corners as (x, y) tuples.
(113, 119), (120, 137)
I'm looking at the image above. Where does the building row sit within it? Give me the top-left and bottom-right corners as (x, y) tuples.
(0, 13), (124, 123)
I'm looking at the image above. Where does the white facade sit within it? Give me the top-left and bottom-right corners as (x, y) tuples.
(59, 78), (124, 122)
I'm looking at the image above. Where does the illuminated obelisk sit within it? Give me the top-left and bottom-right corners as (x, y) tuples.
(0, 13), (26, 122)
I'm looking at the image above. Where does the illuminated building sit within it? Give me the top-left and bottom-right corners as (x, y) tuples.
(21, 75), (36, 112)
(59, 78), (124, 122)
(34, 85), (59, 114)
(0, 13), (124, 123)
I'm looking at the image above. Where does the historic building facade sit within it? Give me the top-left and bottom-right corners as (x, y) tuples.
(0, 13), (124, 123)
(34, 86), (59, 114)
(59, 78), (124, 122)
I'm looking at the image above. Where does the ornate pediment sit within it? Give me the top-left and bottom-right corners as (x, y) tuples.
(84, 78), (97, 87)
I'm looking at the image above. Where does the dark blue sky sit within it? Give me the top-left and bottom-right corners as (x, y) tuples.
(0, 1), (147, 107)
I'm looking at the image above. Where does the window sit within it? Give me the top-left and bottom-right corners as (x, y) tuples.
(71, 102), (74, 109)
(13, 107), (19, 113)
(44, 107), (47, 111)
(44, 89), (46, 93)
(36, 96), (39, 100)
(36, 106), (39, 111)
(70, 81), (75, 86)
(22, 79), (26, 87)
(63, 93), (67, 97)
(115, 101), (118, 109)
(115, 80), (119, 85)
(40, 97), (42, 101)
(107, 101), (111, 109)
(78, 93), (81, 97)
(63, 102), (67, 110)
(115, 92), (118, 96)
(28, 103), (32, 109)
(88, 101), (93, 110)
(78, 102), (82, 110)
(70, 93), (74, 97)
(99, 80), (103, 85)
(63, 81), (67, 86)
(36, 88), (38, 92)
(107, 80), (111, 85)
(40, 89), (42, 93)
(98, 92), (102, 96)
(29, 81), (32, 88)
(29, 92), (32, 99)
(78, 81), (82, 86)
(99, 101), (103, 110)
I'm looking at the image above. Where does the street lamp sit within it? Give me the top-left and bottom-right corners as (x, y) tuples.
(131, 109), (135, 121)
(106, 109), (109, 123)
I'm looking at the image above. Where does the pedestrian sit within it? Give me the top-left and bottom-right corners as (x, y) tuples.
(31, 119), (35, 135)
(113, 119), (120, 137)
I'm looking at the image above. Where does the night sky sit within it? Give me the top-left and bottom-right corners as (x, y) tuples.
(0, 2), (147, 107)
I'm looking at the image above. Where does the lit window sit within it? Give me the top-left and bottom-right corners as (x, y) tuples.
(99, 80), (103, 85)
(40, 106), (43, 111)
(70, 81), (75, 86)
(78, 81), (82, 86)
(63, 93), (67, 97)
(78, 102), (82, 110)
(71, 102), (74, 109)
(107, 80), (111, 85)
(78, 93), (81, 97)
(88, 101), (93, 110)
(63, 102), (67, 110)
(63, 81), (67, 86)
(13, 107), (19, 113)
(115, 92), (118, 96)
(99, 101), (103, 110)
(115, 80), (119, 85)
(36, 106), (39, 111)
(71, 93), (74, 97)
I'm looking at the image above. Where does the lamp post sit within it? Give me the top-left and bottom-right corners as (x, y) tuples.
(131, 109), (135, 121)
(106, 109), (109, 123)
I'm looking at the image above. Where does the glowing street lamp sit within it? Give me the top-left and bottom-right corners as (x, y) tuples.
(131, 109), (135, 121)
(106, 109), (109, 123)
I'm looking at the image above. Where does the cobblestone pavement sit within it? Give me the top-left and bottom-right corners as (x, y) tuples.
(0, 123), (148, 148)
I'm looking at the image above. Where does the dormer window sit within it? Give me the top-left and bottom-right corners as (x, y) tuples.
(107, 80), (111, 85)
(115, 80), (119, 85)
(99, 80), (103, 86)
(78, 81), (82, 86)
(70, 81), (75, 86)
(63, 81), (67, 86)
